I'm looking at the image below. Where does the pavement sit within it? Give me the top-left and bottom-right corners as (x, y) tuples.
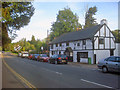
(0, 53), (2, 90)
(68, 62), (97, 69)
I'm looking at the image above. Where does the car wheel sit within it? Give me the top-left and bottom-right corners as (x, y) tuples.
(55, 61), (57, 64)
(65, 62), (68, 64)
(102, 66), (108, 73)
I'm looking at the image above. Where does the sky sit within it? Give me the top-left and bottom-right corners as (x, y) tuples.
(12, 1), (118, 43)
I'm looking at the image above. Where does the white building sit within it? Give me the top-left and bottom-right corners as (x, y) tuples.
(114, 43), (120, 56)
(49, 19), (116, 64)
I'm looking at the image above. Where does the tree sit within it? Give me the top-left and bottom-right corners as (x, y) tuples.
(30, 35), (36, 45)
(2, 2), (35, 50)
(50, 7), (82, 41)
(84, 6), (97, 28)
(112, 30), (120, 43)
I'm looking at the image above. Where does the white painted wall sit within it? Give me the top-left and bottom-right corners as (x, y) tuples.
(94, 37), (98, 49)
(94, 50), (110, 64)
(86, 39), (93, 49)
(73, 51), (77, 62)
(114, 43), (120, 56)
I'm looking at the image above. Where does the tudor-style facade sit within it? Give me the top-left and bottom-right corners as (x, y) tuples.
(49, 19), (116, 64)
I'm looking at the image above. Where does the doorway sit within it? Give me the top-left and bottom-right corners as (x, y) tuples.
(110, 49), (114, 56)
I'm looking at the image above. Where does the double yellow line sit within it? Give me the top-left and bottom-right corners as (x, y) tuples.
(2, 54), (37, 90)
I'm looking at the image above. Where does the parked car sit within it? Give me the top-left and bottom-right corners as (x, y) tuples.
(21, 51), (29, 58)
(97, 56), (120, 73)
(37, 54), (50, 62)
(18, 53), (22, 57)
(49, 54), (68, 64)
(32, 54), (40, 60)
(28, 54), (34, 59)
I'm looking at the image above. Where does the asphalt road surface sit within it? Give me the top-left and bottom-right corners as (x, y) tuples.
(2, 52), (120, 89)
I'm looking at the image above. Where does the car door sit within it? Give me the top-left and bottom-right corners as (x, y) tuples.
(115, 57), (120, 72)
(106, 57), (118, 72)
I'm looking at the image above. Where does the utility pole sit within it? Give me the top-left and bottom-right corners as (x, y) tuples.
(47, 30), (49, 55)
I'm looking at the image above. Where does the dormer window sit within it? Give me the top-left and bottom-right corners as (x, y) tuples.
(66, 42), (69, 46)
(51, 45), (53, 49)
(60, 43), (62, 46)
(77, 43), (80, 46)
(56, 44), (58, 47)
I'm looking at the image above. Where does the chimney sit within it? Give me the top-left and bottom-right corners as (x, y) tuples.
(100, 19), (107, 25)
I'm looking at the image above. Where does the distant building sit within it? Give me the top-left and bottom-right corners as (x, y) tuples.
(49, 19), (116, 64)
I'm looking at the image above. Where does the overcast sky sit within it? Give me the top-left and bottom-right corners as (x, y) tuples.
(12, 1), (118, 43)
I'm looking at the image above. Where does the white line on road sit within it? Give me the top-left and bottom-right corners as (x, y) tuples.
(55, 72), (62, 75)
(81, 79), (113, 88)
(41, 68), (63, 75)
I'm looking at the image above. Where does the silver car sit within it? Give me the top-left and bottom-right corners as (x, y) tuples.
(97, 56), (120, 73)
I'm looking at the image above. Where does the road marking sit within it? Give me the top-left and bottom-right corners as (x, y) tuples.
(81, 79), (113, 88)
(41, 67), (62, 75)
(55, 72), (62, 75)
(2, 54), (37, 90)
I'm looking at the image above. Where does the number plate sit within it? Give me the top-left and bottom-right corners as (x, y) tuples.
(62, 60), (66, 62)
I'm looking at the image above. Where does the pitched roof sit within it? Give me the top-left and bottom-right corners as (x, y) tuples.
(49, 24), (103, 44)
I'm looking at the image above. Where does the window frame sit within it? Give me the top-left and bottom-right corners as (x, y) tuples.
(83, 40), (86, 45)
(66, 42), (69, 46)
(99, 37), (104, 44)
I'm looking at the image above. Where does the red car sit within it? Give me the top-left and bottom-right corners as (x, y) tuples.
(28, 54), (34, 59)
(37, 54), (50, 62)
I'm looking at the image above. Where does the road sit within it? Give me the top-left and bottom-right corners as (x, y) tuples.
(2, 52), (120, 89)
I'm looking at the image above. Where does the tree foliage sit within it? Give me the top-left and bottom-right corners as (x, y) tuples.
(7, 35), (49, 54)
(2, 2), (35, 50)
(49, 7), (82, 41)
(84, 6), (98, 28)
(112, 30), (120, 43)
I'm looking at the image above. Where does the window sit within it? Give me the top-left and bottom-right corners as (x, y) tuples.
(83, 40), (86, 45)
(66, 42), (69, 46)
(77, 43), (80, 46)
(79, 52), (88, 58)
(116, 57), (120, 62)
(60, 43), (62, 46)
(51, 45), (53, 49)
(59, 51), (61, 55)
(52, 51), (54, 55)
(99, 37), (104, 44)
(108, 57), (115, 62)
(56, 44), (58, 47)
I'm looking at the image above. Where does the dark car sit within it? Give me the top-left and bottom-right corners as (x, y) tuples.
(32, 54), (40, 60)
(97, 56), (120, 73)
(37, 54), (50, 62)
(49, 54), (68, 64)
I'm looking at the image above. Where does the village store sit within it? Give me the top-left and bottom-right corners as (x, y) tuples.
(49, 19), (116, 64)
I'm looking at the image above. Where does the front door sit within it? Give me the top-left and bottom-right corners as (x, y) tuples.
(77, 52), (80, 62)
(94, 54), (96, 64)
(110, 49), (114, 56)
